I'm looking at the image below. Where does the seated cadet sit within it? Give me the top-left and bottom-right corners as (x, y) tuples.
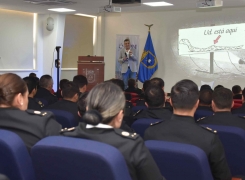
(55, 79), (69, 99)
(144, 79), (231, 180)
(46, 81), (80, 123)
(136, 80), (151, 106)
(62, 82), (165, 180)
(0, 73), (61, 152)
(232, 88), (245, 114)
(35, 74), (58, 105)
(196, 89), (213, 111)
(232, 85), (243, 99)
(198, 87), (245, 130)
(73, 75), (88, 97)
(23, 77), (43, 110)
(134, 85), (172, 121)
(125, 78), (143, 95)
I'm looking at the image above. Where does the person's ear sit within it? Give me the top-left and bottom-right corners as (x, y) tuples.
(61, 90), (63, 97)
(211, 100), (216, 111)
(15, 93), (24, 107)
(169, 98), (173, 106)
(231, 101), (234, 108)
(78, 111), (81, 117)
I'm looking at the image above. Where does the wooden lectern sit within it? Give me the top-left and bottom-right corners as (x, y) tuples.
(77, 56), (104, 91)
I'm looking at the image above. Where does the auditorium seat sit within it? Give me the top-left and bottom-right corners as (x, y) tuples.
(194, 109), (213, 121)
(0, 130), (36, 180)
(44, 109), (78, 128)
(31, 136), (131, 180)
(131, 118), (162, 137)
(202, 125), (245, 176)
(145, 140), (213, 180)
(234, 99), (242, 104)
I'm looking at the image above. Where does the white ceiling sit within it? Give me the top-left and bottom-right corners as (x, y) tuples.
(0, 0), (245, 15)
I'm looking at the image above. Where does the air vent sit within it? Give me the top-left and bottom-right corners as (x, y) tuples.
(24, 0), (76, 6)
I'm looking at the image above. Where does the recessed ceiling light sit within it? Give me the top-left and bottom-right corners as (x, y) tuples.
(48, 8), (76, 12)
(75, 13), (97, 18)
(143, 1), (173, 7)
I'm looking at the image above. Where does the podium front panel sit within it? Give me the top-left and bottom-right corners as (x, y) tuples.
(77, 63), (104, 91)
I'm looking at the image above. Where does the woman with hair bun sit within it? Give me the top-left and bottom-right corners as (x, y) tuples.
(62, 82), (164, 180)
(0, 73), (61, 152)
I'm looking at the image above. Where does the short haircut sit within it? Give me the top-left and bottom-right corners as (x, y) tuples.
(128, 79), (136, 88)
(23, 77), (38, 94)
(62, 81), (80, 99)
(200, 84), (212, 91)
(39, 75), (52, 88)
(110, 79), (124, 91)
(199, 89), (213, 105)
(60, 79), (69, 90)
(242, 88), (245, 99)
(214, 85), (224, 90)
(124, 38), (130, 42)
(143, 80), (151, 92)
(213, 87), (233, 109)
(145, 85), (164, 108)
(150, 77), (165, 88)
(171, 79), (199, 110)
(29, 73), (36, 77)
(232, 85), (242, 95)
(77, 92), (89, 117)
(73, 75), (88, 88)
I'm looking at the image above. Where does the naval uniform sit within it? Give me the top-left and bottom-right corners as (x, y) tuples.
(144, 114), (231, 180)
(232, 103), (245, 114)
(28, 97), (44, 110)
(0, 107), (61, 152)
(134, 107), (172, 121)
(46, 99), (81, 123)
(62, 123), (165, 180)
(197, 111), (245, 130)
(196, 105), (213, 111)
(35, 87), (58, 105)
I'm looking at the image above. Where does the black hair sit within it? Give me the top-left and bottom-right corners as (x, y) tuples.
(60, 79), (69, 90)
(200, 84), (212, 91)
(199, 89), (213, 105)
(213, 87), (233, 109)
(143, 80), (151, 92)
(145, 85), (164, 108)
(214, 85), (224, 90)
(110, 79), (124, 91)
(73, 75), (88, 88)
(128, 79), (136, 88)
(62, 81), (80, 99)
(232, 85), (242, 95)
(77, 92), (89, 117)
(23, 77), (38, 94)
(171, 79), (199, 110)
(150, 77), (165, 88)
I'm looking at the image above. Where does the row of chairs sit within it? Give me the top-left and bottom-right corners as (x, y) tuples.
(131, 118), (245, 177)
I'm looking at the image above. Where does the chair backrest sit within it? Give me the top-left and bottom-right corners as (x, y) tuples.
(234, 99), (242, 104)
(132, 106), (147, 113)
(194, 110), (213, 121)
(202, 125), (245, 176)
(131, 118), (162, 137)
(45, 109), (78, 128)
(145, 140), (213, 180)
(232, 103), (242, 110)
(0, 130), (36, 180)
(31, 136), (131, 180)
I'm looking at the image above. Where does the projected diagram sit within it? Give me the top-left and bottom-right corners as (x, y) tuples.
(178, 23), (245, 79)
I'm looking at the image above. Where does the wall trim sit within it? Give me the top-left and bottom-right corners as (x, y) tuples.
(61, 68), (77, 71)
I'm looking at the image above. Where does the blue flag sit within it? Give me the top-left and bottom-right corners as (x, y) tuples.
(138, 32), (158, 83)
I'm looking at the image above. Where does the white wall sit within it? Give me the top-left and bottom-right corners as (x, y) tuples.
(98, 7), (245, 92)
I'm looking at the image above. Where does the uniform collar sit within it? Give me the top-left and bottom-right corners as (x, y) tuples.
(214, 111), (231, 115)
(86, 123), (113, 129)
(171, 114), (195, 123)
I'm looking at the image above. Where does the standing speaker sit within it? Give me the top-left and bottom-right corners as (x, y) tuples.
(112, 0), (141, 4)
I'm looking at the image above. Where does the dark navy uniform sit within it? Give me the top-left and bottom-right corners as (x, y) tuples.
(35, 87), (58, 105)
(233, 94), (242, 99)
(0, 107), (61, 152)
(46, 99), (80, 123)
(28, 97), (44, 110)
(196, 105), (213, 111)
(62, 123), (165, 180)
(232, 103), (245, 114)
(134, 107), (172, 121)
(197, 111), (245, 130)
(145, 114), (231, 180)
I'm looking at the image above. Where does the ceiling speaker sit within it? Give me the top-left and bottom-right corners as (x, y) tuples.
(112, 0), (141, 4)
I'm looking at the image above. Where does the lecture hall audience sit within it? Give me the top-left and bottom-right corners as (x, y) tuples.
(0, 73), (61, 152)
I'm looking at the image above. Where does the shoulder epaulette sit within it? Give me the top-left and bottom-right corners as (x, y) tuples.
(26, 110), (49, 116)
(201, 126), (217, 134)
(196, 117), (206, 122)
(133, 109), (143, 117)
(37, 100), (44, 107)
(60, 127), (76, 133)
(150, 121), (163, 126)
(114, 129), (139, 140)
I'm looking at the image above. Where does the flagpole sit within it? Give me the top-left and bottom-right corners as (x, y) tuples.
(144, 24), (153, 31)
